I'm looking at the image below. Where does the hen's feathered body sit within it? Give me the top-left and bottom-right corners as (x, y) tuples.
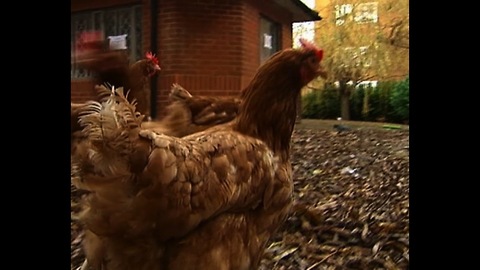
(169, 83), (241, 126)
(75, 33), (160, 119)
(142, 83), (241, 138)
(71, 102), (88, 134)
(74, 40), (325, 269)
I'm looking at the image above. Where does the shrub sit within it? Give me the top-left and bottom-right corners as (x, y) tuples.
(301, 77), (409, 124)
(367, 82), (394, 122)
(349, 85), (365, 121)
(301, 85), (340, 119)
(389, 76), (409, 123)
(302, 90), (322, 119)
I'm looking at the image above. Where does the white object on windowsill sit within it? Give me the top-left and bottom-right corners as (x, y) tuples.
(108, 34), (128, 50)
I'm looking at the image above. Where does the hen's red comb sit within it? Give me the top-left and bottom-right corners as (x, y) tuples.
(79, 31), (103, 42)
(145, 51), (159, 65)
(299, 38), (323, 61)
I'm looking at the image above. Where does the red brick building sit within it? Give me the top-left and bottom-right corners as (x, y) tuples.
(71, 0), (321, 119)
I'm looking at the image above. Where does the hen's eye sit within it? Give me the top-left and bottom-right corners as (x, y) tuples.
(308, 56), (318, 65)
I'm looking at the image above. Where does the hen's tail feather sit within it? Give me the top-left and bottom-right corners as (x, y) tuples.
(79, 86), (144, 141)
(170, 83), (193, 101)
(96, 84), (138, 106)
(78, 87), (145, 176)
(96, 83), (113, 102)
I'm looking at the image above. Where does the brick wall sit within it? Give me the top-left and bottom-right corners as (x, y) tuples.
(70, 80), (98, 103)
(71, 0), (149, 103)
(154, 0), (295, 117)
(155, 0), (245, 117)
(241, 0), (293, 89)
(71, 0), (296, 119)
(71, 0), (140, 12)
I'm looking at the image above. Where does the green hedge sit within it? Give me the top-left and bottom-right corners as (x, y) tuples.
(302, 85), (340, 119)
(302, 76), (409, 124)
(388, 76), (409, 123)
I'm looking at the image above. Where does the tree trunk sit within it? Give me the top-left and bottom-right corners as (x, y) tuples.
(341, 94), (350, 120)
(339, 81), (351, 120)
(362, 87), (370, 119)
(296, 94), (302, 124)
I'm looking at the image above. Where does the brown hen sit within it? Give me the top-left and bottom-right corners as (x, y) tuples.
(73, 38), (325, 270)
(142, 83), (241, 138)
(74, 31), (161, 119)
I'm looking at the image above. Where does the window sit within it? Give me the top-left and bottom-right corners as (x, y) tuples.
(335, 2), (378, 26)
(354, 2), (378, 24)
(358, 46), (372, 67)
(357, 80), (377, 88)
(333, 80), (377, 88)
(71, 5), (142, 79)
(343, 46), (372, 67)
(335, 4), (353, 26)
(260, 17), (280, 64)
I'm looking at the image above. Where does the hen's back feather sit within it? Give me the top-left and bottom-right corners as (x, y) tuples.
(74, 88), (293, 269)
(169, 83), (241, 125)
(74, 41), (324, 269)
(141, 83), (241, 137)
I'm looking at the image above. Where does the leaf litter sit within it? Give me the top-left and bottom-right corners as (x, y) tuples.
(71, 125), (409, 270)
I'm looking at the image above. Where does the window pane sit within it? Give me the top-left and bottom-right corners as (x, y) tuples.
(260, 17), (279, 64)
(354, 2), (378, 24)
(71, 5), (142, 79)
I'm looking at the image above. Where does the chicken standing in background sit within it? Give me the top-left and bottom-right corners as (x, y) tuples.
(169, 83), (241, 126)
(73, 31), (238, 136)
(74, 31), (161, 119)
(73, 38), (325, 270)
(143, 83), (241, 137)
(72, 83), (239, 162)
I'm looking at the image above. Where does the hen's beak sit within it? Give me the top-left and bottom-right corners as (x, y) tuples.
(154, 64), (161, 71)
(317, 66), (327, 79)
(318, 70), (327, 79)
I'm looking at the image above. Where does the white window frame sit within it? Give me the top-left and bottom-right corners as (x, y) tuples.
(335, 4), (353, 26)
(343, 46), (372, 67)
(333, 80), (377, 88)
(71, 5), (142, 79)
(335, 2), (378, 26)
(354, 2), (378, 24)
(358, 46), (372, 67)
